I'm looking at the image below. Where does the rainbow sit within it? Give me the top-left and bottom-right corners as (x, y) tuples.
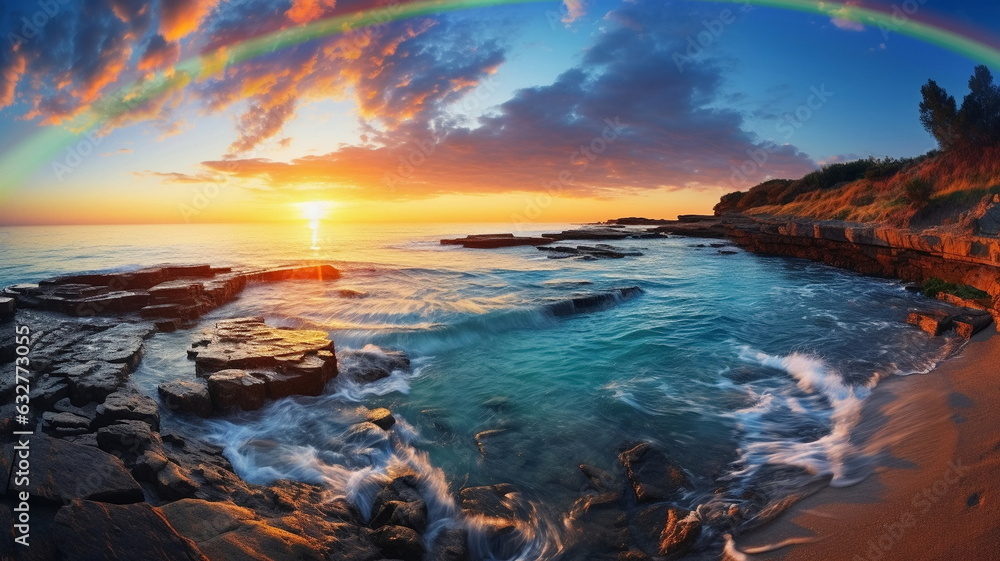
(2, 0), (999, 195)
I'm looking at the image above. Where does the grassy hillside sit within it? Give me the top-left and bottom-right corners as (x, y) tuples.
(714, 146), (1000, 231)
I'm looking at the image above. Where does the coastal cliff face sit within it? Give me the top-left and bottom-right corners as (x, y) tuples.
(723, 215), (1000, 318)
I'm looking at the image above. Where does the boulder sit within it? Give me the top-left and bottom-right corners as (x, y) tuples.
(41, 411), (91, 436)
(95, 390), (161, 431)
(156, 461), (200, 500)
(954, 310), (994, 339)
(371, 525), (426, 561)
(53, 500), (206, 561)
(0, 296), (15, 321)
(579, 463), (622, 496)
(658, 507), (701, 558)
(366, 408), (396, 430)
(96, 419), (162, 462)
(73, 323), (153, 369)
(52, 361), (130, 406)
(29, 375), (71, 410)
(459, 484), (524, 537)
(975, 199), (1000, 236)
(207, 369), (267, 412)
(370, 499), (428, 533)
(618, 443), (690, 503)
(11, 434), (143, 504)
(372, 475), (424, 516)
(429, 528), (470, 561)
(906, 311), (954, 336)
(337, 345), (410, 383)
(158, 379), (213, 417)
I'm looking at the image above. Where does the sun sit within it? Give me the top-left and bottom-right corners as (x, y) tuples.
(296, 201), (335, 222)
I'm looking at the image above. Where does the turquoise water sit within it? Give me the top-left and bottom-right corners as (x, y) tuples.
(0, 222), (962, 558)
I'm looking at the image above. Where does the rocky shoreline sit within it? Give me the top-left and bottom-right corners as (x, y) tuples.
(4, 212), (997, 560)
(3, 262), (758, 561)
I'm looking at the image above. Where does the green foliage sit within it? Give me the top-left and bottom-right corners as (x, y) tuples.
(904, 177), (934, 205)
(920, 80), (959, 150)
(922, 277), (990, 300)
(799, 160), (876, 191)
(920, 66), (1000, 151)
(713, 191), (746, 215)
(862, 156), (918, 180)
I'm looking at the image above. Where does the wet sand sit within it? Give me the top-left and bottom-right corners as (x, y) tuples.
(732, 329), (1000, 561)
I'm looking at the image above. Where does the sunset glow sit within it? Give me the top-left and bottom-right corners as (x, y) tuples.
(0, 0), (998, 225)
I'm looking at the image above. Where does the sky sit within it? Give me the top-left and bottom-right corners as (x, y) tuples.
(0, 0), (998, 225)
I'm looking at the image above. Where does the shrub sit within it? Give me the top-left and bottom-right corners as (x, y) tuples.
(922, 277), (990, 299)
(904, 178), (934, 205)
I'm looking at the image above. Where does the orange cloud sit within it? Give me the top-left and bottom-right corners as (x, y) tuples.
(138, 35), (182, 72)
(160, 0), (220, 41)
(1, 52), (25, 108)
(286, 0), (339, 24)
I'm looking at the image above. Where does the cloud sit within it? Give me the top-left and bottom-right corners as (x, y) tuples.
(562, 0), (586, 24)
(137, 170), (223, 183)
(285, 0), (339, 24)
(159, 0), (220, 41)
(195, 0), (815, 199)
(101, 148), (134, 156)
(138, 34), (181, 72)
(826, 1), (865, 31)
(831, 18), (865, 31)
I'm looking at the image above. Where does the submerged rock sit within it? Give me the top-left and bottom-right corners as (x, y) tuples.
(906, 310), (954, 336)
(459, 484), (525, 537)
(657, 507), (701, 558)
(429, 528), (470, 561)
(441, 234), (552, 248)
(546, 287), (642, 317)
(538, 244), (644, 260)
(370, 499), (429, 533)
(337, 344), (410, 383)
(366, 408), (396, 430)
(618, 443), (690, 503)
(371, 525), (426, 561)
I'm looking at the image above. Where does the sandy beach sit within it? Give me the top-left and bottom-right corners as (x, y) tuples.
(733, 328), (1000, 561)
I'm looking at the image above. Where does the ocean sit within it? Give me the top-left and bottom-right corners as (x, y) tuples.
(0, 222), (963, 559)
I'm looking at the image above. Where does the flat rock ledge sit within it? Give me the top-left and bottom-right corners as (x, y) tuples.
(0, 263), (419, 561)
(3, 263), (339, 329)
(184, 317), (339, 412)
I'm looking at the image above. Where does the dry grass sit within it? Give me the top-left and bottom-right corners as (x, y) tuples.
(747, 147), (1000, 229)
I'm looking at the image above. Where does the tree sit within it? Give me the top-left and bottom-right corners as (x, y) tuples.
(919, 79), (959, 150)
(957, 65), (1000, 146)
(920, 66), (1000, 151)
